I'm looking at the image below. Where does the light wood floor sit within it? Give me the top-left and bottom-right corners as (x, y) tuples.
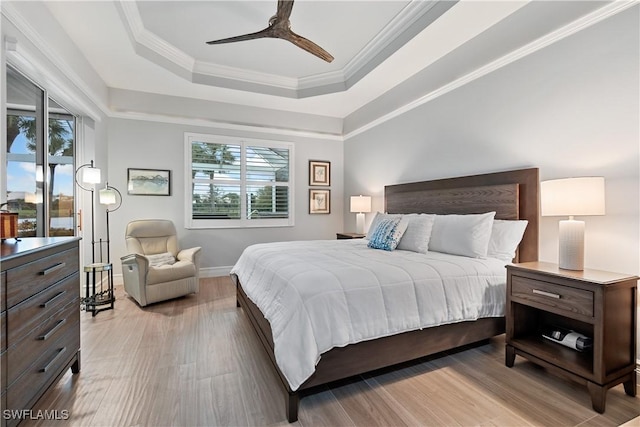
(25, 277), (639, 427)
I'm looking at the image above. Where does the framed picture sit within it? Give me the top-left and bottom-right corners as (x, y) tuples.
(127, 168), (171, 196)
(309, 160), (330, 186)
(309, 189), (330, 214)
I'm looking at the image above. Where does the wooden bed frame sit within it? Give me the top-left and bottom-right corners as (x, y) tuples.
(236, 167), (540, 422)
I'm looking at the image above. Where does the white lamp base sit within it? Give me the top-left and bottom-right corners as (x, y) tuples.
(355, 213), (365, 235)
(558, 218), (585, 271)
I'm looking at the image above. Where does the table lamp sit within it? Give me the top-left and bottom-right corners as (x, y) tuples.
(350, 195), (371, 235)
(541, 177), (605, 270)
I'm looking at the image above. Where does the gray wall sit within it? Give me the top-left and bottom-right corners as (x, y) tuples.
(107, 118), (344, 275)
(344, 6), (639, 276)
(343, 6), (639, 358)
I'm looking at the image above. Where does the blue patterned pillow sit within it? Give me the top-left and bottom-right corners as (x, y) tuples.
(367, 217), (408, 251)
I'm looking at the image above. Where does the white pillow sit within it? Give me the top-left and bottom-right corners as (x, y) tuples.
(487, 219), (528, 262)
(428, 212), (496, 258)
(366, 212), (402, 240)
(367, 217), (409, 251)
(397, 214), (436, 254)
(146, 252), (176, 267)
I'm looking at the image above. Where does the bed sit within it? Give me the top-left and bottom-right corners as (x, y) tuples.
(232, 168), (539, 422)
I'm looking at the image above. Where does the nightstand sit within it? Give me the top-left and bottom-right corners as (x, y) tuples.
(505, 262), (637, 413)
(336, 232), (366, 240)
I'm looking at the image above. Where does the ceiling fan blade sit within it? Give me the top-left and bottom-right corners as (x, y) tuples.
(276, 0), (295, 22)
(206, 27), (274, 45)
(283, 30), (334, 63)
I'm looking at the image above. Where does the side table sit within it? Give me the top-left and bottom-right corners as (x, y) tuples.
(505, 261), (637, 413)
(336, 232), (366, 240)
(82, 262), (115, 316)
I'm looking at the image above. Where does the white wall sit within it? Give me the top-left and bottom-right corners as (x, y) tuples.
(343, 6), (639, 358)
(344, 5), (639, 275)
(107, 118), (344, 275)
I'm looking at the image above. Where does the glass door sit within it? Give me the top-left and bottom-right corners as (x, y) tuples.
(5, 66), (76, 237)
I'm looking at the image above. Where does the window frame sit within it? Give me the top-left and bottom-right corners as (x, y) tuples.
(5, 65), (78, 238)
(184, 132), (295, 229)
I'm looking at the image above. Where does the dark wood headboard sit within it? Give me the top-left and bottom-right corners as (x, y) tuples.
(385, 168), (539, 262)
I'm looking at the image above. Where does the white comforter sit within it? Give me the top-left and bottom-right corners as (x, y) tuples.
(230, 239), (508, 391)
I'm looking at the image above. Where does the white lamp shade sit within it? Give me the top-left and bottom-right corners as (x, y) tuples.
(82, 167), (101, 184)
(350, 195), (371, 213)
(541, 177), (605, 217)
(99, 187), (117, 205)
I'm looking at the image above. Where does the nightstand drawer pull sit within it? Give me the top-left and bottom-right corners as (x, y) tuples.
(532, 289), (560, 299)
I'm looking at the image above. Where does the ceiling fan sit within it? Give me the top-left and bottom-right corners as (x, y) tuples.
(206, 0), (334, 63)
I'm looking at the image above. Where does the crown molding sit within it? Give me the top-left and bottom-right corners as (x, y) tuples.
(193, 60), (297, 89)
(114, 0), (445, 98)
(1, 2), (109, 120)
(109, 110), (344, 142)
(342, 0), (437, 79)
(344, 0), (639, 140)
(117, 0), (194, 72)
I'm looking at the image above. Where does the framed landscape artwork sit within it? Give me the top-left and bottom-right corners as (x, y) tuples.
(309, 160), (330, 186)
(309, 189), (330, 214)
(127, 168), (171, 196)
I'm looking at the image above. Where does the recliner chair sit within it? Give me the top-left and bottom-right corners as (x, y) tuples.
(121, 219), (201, 307)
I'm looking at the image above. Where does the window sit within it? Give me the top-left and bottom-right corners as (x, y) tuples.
(185, 133), (294, 228)
(4, 66), (76, 237)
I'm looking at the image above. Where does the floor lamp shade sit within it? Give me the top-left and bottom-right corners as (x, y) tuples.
(350, 195), (371, 235)
(99, 187), (117, 205)
(82, 166), (101, 184)
(541, 177), (605, 270)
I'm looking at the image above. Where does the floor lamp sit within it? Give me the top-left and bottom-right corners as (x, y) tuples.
(74, 160), (101, 262)
(99, 182), (123, 264)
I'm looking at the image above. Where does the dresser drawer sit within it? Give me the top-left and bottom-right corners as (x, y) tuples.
(511, 275), (593, 317)
(7, 274), (78, 344)
(1, 311), (6, 352)
(1, 271), (6, 312)
(1, 347), (6, 393)
(7, 300), (79, 387)
(6, 325), (79, 411)
(6, 248), (78, 309)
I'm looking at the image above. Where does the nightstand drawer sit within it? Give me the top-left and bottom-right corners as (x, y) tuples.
(511, 276), (593, 317)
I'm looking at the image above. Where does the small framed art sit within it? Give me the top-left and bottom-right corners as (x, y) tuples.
(127, 168), (171, 196)
(309, 189), (330, 214)
(309, 160), (330, 186)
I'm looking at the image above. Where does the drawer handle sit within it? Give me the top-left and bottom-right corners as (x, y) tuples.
(40, 347), (67, 373)
(40, 290), (67, 308)
(532, 289), (561, 299)
(41, 262), (66, 275)
(39, 319), (67, 341)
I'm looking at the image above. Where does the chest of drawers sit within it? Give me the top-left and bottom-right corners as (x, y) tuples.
(1, 237), (81, 427)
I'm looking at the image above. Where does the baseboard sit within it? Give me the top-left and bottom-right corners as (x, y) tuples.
(111, 265), (233, 283)
(199, 266), (233, 278)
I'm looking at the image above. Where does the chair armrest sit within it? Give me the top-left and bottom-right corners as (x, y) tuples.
(177, 247), (201, 264)
(120, 253), (150, 271)
(120, 253), (151, 307)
